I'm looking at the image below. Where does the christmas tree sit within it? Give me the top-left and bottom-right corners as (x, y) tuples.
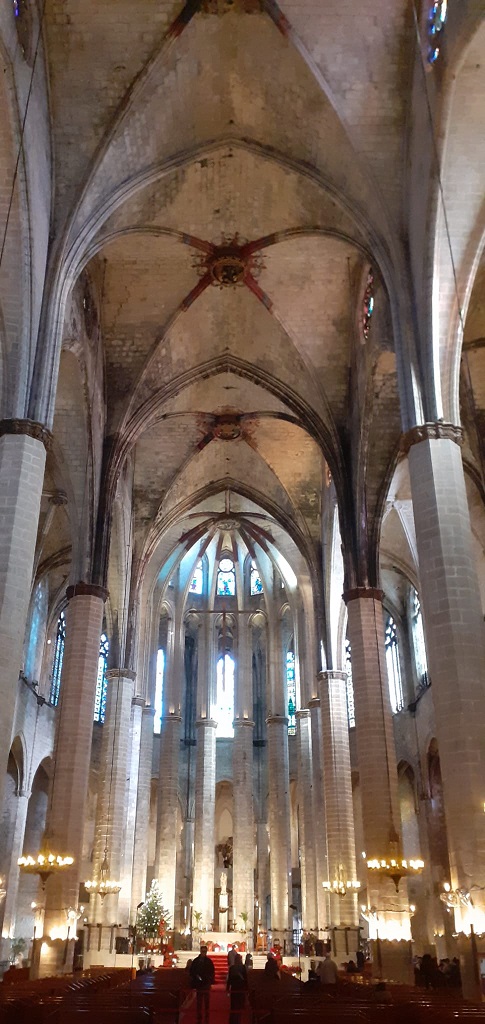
(138, 880), (171, 941)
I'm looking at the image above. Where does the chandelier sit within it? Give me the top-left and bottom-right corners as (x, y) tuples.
(84, 848), (121, 900)
(18, 834), (74, 887)
(322, 864), (361, 897)
(366, 828), (423, 892)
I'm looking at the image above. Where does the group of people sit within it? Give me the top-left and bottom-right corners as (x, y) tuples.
(415, 953), (461, 989)
(188, 944), (253, 1024)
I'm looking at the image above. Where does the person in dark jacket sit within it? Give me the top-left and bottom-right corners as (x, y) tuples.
(189, 945), (216, 1024)
(226, 952), (248, 1024)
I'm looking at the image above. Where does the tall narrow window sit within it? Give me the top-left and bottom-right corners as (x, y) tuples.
(217, 557), (236, 597)
(189, 560), (203, 595)
(412, 591), (429, 692)
(385, 616), (404, 713)
(286, 650), (296, 736)
(154, 648), (165, 734)
(216, 653), (234, 737)
(345, 637), (355, 728)
(49, 611), (66, 707)
(250, 562), (263, 596)
(427, 0), (447, 63)
(94, 633), (109, 723)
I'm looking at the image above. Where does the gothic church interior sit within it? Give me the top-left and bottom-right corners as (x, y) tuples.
(0, 0), (484, 986)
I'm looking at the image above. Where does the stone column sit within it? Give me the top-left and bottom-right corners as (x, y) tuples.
(0, 422), (49, 817)
(39, 582), (107, 976)
(155, 618), (183, 921)
(405, 424), (485, 934)
(155, 713), (182, 921)
(88, 668), (135, 945)
(345, 587), (411, 965)
(192, 718), (217, 930)
(318, 671), (359, 959)
(0, 790), (29, 958)
(309, 697), (329, 934)
(233, 720), (254, 936)
(118, 696), (145, 925)
(266, 715), (291, 944)
(232, 616), (254, 938)
(131, 706), (155, 917)
(256, 821), (269, 932)
(295, 710), (317, 932)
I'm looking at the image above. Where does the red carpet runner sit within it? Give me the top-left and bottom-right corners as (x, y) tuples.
(180, 955), (249, 1024)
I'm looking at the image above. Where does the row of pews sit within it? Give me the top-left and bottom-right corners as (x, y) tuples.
(2, 966), (485, 1023)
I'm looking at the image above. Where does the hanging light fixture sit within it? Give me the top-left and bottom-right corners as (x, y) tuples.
(365, 605), (424, 893)
(322, 864), (361, 897)
(84, 848), (121, 900)
(18, 841), (74, 888)
(439, 882), (481, 910)
(366, 827), (424, 892)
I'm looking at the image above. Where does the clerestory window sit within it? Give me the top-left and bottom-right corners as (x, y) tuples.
(385, 616), (404, 713)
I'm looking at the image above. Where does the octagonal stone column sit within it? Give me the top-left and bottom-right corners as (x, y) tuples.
(296, 710), (317, 932)
(38, 582), (107, 976)
(266, 714), (291, 944)
(405, 424), (485, 935)
(192, 718), (217, 930)
(0, 422), (49, 818)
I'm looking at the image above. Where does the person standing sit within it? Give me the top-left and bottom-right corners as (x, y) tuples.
(226, 952), (248, 1024)
(315, 952), (339, 986)
(189, 945), (216, 1024)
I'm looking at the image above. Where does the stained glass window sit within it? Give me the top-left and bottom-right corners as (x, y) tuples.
(216, 653), (234, 737)
(287, 651), (296, 736)
(154, 648), (165, 734)
(250, 562), (263, 596)
(428, 0), (447, 64)
(412, 591), (429, 692)
(49, 611), (66, 707)
(362, 268), (374, 341)
(345, 637), (355, 728)
(94, 633), (109, 723)
(13, 0), (20, 17)
(217, 557), (236, 597)
(385, 616), (404, 713)
(189, 560), (203, 595)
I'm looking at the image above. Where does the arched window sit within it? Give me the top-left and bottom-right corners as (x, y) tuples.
(345, 637), (355, 728)
(427, 0), (447, 63)
(362, 268), (374, 341)
(385, 616), (404, 713)
(412, 590), (429, 692)
(154, 648), (165, 734)
(250, 562), (263, 596)
(217, 557), (236, 597)
(94, 633), (109, 723)
(49, 611), (66, 707)
(286, 650), (296, 736)
(189, 560), (203, 595)
(216, 653), (234, 737)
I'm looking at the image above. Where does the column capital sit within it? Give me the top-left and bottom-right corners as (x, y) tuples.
(295, 709), (310, 720)
(265, 714), (288, 726)
(66, 581), (109, 602)
(132, 696), (146, 708)
(142, 705), (156, 719)
(106, 668), (136, 681)
(318, 669), (347, 683)
(161, 713), (182, 724)
(0, 417), (53, 451)
(401, 421), (463, 455)
(233, 717), (255, 728)
(343, 586), (383, 605)
(308, 697), (321, 709)
(195, 717), (217, 729)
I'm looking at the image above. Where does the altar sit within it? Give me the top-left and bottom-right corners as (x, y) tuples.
(193, 931), (249, 952)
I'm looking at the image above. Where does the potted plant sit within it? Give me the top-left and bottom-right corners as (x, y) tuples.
(239, 911), (249, 933)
